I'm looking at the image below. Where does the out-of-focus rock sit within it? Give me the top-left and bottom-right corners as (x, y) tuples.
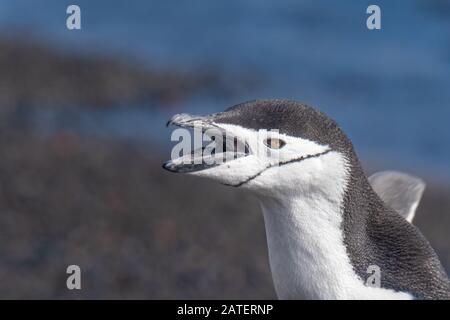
(0, 34), (233, 110)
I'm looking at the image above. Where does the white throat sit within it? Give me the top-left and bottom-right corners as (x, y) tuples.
(256, 152), (413, 300)
(260, 194), (356, 299)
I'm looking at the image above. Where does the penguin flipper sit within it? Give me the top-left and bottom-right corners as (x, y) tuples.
(368, 171), (426, 223)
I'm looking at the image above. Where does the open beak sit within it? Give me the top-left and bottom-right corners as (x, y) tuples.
(163, 113), (250, 173)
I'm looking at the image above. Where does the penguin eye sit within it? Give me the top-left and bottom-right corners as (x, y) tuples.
(263, 138), (286, 149)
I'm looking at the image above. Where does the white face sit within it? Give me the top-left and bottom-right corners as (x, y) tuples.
(165, 117), (347, 197)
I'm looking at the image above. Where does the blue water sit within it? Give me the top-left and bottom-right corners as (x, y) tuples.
(1, 0), (450, 178)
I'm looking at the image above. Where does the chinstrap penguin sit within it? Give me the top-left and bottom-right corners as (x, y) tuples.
(163, 99), (450, 300)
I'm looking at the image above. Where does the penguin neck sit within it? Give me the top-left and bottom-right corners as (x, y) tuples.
(257, 152), (357, 299)
(253, 152), (357, 299)
(257, 152), (414, 300)
(258, 186), (357, 299)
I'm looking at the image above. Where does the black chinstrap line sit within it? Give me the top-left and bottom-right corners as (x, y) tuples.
(224, 149), (332, 188)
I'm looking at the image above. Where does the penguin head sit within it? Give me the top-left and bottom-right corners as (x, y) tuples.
(164, 99), (353, 196)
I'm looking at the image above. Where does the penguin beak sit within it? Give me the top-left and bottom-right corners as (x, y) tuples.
(165, 113), (215, 130)
(163, 113), (250, 173)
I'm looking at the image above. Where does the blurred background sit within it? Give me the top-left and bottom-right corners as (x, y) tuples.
(0, 0), (449, 299)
